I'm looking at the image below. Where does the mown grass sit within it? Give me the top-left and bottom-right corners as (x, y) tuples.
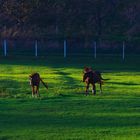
(0, 55), (140, 140)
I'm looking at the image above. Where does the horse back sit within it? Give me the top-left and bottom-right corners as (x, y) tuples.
(93, 71), (102, 83)
(29, 73), (40, 84)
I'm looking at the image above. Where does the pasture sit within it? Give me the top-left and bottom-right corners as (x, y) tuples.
(0, 55), (140, 140)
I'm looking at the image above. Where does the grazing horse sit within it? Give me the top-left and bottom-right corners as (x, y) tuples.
(29, 73), (48, 97)
(83, 67), (103, 95)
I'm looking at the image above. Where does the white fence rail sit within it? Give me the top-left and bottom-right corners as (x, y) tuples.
(0, 39), (139, 60)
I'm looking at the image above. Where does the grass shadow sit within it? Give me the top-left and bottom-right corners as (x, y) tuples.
(107, 81), (140, 86)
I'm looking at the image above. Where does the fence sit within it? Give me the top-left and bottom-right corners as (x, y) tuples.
(0, 38), (139, 59)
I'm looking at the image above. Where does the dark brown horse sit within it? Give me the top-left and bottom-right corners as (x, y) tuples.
(29, 73), (48, 97)
(83, 68), (103, 95)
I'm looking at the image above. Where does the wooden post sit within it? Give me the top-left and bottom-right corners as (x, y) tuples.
(64, 40), (67, 58)
(122, 41), (125, 60)
(4, 39), (7, 56)
(35, 40), (38, 57)
(94, 41), (97, 59)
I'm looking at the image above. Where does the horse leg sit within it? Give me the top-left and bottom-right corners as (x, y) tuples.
(36, 85), (40, 97)
(85, 83), (89, 95)
(31, 86), (35, 97)
(100, 82), (102, 94)
(92, 83), (96, 95)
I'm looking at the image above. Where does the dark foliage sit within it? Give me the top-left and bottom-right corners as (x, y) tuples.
(0, 0), (139, 41)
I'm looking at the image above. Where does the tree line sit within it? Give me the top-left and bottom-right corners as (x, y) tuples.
(0, 0), (139, 42)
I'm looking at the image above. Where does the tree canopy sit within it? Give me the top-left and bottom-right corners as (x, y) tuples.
(0, 0), (139, 41)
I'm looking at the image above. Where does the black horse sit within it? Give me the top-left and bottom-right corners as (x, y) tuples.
(83, 69), (104, 95)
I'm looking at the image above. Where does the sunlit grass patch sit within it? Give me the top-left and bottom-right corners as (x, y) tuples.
(0, 56), (140, 139)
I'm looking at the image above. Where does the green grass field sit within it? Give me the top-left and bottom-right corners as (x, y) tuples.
(0, 55), (140, 140)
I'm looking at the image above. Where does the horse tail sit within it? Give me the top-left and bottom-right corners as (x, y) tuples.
(94, 71), (109, 81)
(40, 78), (48, 89)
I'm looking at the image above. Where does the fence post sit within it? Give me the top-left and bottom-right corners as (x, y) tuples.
(35, 40), (38, 57)
(3, 39), (7, 56)
(94, 41), (97, 59)
(122, 41), (125, 60)
(64, 39), (67, 58)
